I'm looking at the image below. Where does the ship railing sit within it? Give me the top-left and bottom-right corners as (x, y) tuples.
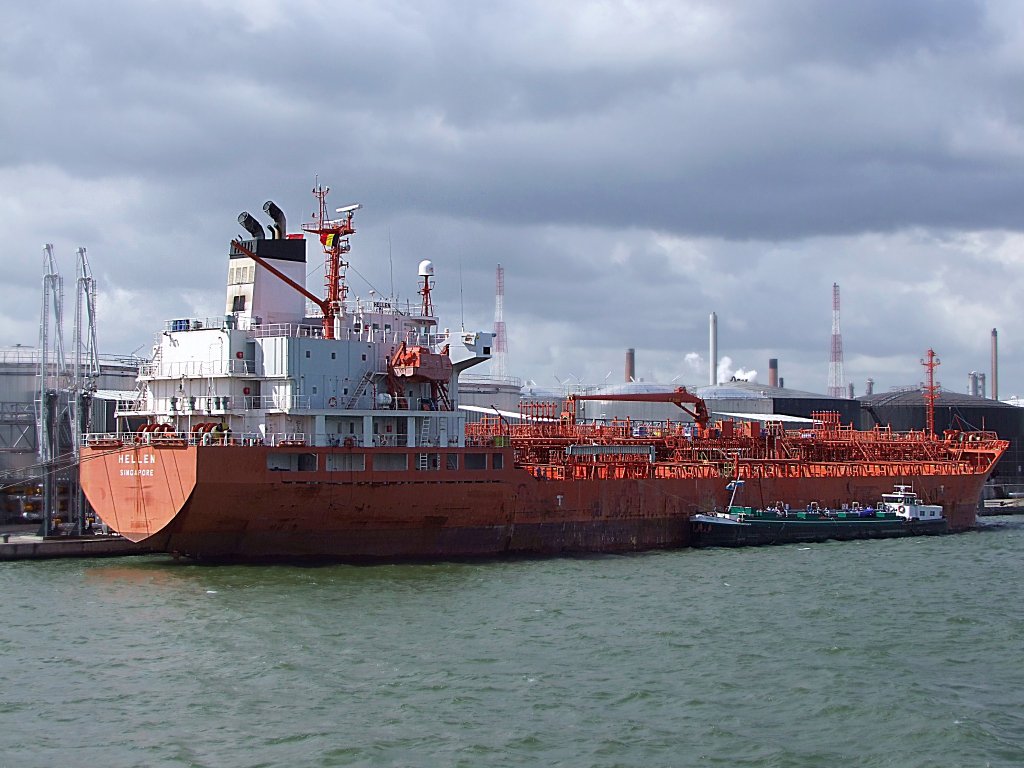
(121, 394), (315, 413)
(164, 316), (250, 333)
(249, 323), (326, 339)
(140, 359), (255, 378)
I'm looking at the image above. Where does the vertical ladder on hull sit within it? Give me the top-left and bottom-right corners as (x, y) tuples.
(418, 416), (431, 469)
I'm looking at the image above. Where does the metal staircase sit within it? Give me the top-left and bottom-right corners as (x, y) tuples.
(345, 370), (376, 408)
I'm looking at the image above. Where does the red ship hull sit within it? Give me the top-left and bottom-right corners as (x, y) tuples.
(80, 440), (995, 561)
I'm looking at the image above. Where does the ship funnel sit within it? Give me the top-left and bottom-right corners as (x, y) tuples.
(264, 201), (286, 240)
(238, 212), (266, 239)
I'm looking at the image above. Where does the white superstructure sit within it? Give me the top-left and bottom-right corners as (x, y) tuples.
(115, 194), (492, 450)
(879, 485), (944, 521)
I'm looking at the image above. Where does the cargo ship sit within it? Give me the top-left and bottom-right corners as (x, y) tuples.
(690, 481), (947, 547)
(79, 186), (1009, 561)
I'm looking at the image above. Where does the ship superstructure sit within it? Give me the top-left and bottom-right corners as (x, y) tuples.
(118, 186), (491, 454)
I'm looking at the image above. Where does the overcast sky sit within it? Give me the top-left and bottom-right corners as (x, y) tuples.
(3, 0), (1024, 397)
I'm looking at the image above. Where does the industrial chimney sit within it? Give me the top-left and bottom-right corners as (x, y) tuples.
(992, 328), (998, 400)
(625, 348), (635, 383)
(709, 312), (718, 386)
(768, 358), (778, 388)
(865, 378), (874, 396)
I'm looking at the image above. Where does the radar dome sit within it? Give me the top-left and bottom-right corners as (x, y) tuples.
(418, 260), (435, 277)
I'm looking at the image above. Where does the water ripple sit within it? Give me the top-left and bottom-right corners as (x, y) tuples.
(0, 522), (1022, 766)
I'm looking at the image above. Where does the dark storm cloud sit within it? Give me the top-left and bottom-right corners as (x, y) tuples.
(2, 0), (1024, 393)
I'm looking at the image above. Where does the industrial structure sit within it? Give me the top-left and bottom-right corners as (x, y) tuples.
(0, 246), (135, 528)
(492, 264), (508, 380)
(827, 282), (846, 398)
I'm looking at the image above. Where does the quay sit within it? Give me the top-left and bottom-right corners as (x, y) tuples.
(0, 526), (154, 561)
(981, 499), (1024, 516)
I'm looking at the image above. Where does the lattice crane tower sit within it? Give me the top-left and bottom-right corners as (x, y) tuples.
(827, 282), (846, 398)
(493, 264), (508, 379)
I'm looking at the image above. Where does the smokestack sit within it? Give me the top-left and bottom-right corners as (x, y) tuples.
(263, 200), (287, 240)
(992, 328), (998, 400)
(237, 211), (266, 239)
(768, 358), (778, 388)
(969, 372), (978, 397)
(866, 378), (874, 396)
(979, 372), (987, 399)
(625, 348), (635, 383)
(709, 312), (717, 386)
(779, 377), (784, 388)
(847, 382), (854, 399)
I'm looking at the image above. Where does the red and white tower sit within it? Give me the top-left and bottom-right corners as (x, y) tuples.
(827, 282), (846, 398)
(493, 264), (508, 379)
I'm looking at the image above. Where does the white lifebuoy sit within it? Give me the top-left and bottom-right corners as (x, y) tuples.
(328, 396), (338, 408)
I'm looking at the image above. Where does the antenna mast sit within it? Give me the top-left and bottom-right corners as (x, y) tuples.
(827, 282), (845, 398)
(300, 184), (358, 339)
(493, 264), (508, 379)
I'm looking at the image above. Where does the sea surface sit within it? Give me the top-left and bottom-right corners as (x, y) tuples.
(1, 518), (1022, 768)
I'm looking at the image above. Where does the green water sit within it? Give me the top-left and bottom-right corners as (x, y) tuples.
(1, 518), (1022, 767)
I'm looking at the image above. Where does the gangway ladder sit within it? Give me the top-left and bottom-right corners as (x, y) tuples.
(418, 416), (431, 470)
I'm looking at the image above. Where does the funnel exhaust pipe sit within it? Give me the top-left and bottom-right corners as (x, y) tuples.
(264, 201), (286, 240)
(237, 212), (266, 239)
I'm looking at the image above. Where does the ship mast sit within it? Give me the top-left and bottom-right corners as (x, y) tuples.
(300, 184), (360, 339)
(921, 348), (940, 437)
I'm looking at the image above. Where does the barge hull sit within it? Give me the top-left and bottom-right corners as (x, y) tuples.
(691, 516), (948, 548)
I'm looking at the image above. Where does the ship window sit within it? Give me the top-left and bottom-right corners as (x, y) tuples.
(492, 453), (504, 469)
(331, 352), (336, 359)
(483, 346), (491, 355)
(266, 452), (318, 471)
(305, 351), (311, 358)
(327, 454), (364, 472)
(312, 386), (318, 394)
(446, 454), (459, 470)
(466, 453), (486, 470)
(232, 295), (246, 312)
(343, 388), (349, 395)
(372, 453), (407, 471)
(362, 354), (367, 361)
